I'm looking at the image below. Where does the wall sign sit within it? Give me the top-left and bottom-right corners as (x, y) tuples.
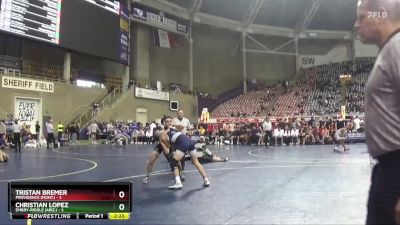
(2, 76), (54, 93)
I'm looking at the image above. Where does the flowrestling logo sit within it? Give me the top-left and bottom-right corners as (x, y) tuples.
(367, 11), (388, 18)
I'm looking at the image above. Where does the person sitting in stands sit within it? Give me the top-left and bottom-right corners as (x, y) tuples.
(25, 136), (38, 148)
(273, 126), (283, 146)
(59, 132), (69, 146)
(298, 127), (306, 145)
(305, 125), (314, 145)
(109, 129), (129, 147)
(0, 150), (8, 162)
(0, 134), (6, 149)
(282, 125), (292, 146)
(291, 126), (299, 145)
(38, 135), (47, 147)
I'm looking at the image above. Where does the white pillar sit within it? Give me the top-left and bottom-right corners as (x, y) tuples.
(242, 32), (247, 93)
(63, 52), (71, 82)
(295, 36), (300, 74)
(134, 25), (150, 83)
(351, 33), (356, 66)
(189, 34), (194, 91)
(122, 65), (129, 93)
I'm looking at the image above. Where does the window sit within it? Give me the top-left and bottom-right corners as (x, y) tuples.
(76, 79), (105, 89)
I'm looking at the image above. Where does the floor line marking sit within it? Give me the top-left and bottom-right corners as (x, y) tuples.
(52, 148), (149, 157)
(248, 148), (369, 163)
(103, 169), (171, 182)
(0, 155), (98, 182)
(104, 164), (350, 182)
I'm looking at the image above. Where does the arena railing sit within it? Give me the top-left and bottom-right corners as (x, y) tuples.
(6, 71), (109, 88)
(14, 73), (64, 82)
(202, 114), (364, 124)
(61, 105), (91, 126)
(73, 88), (122, 132)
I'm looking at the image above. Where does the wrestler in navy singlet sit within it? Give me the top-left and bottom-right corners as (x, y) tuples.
(167, 127), (195, 153)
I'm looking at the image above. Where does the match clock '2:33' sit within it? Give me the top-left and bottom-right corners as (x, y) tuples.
(109, 213), (130, 220)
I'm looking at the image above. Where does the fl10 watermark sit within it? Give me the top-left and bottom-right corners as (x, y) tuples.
(368, 11), (388, 18)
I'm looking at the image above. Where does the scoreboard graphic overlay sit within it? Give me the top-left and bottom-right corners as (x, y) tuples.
(9, 182), (131, 220)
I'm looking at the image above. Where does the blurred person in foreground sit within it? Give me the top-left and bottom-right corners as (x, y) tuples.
(355, 0), (400, 224)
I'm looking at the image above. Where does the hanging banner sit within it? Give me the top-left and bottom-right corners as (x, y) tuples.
(131, 2), (189, 34)
(119, 3), (130, 65)
(14, 97), (42, 134)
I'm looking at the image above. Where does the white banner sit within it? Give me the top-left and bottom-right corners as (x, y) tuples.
(2, 76), (54, 93)
(300, 43), (350, 68)
(131, 3), (188, 34)
(15, 97), (41, 134)
(354, 39), (378, 58)
(135, 87), (169, 101)
(300, 55), (332, 67)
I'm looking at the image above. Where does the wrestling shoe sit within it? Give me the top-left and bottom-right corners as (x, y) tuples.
(142, 176), (150, 184)
(203, 178), (210, 187)
(168, 183), (183, 190)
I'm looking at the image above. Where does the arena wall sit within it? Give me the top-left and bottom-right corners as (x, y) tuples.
(132, 23), (301, 96)
(192, 24), (242, 95)
(0, 75), (107, 124)
(131, 23), (151, 85)
(245, 35), (296, 82)
(1, 33), (126, 80)
(70, 53), (126, 78)
(298, 40), (351, 68)
(298, 39), (341, 55)
(96, 88), (197, 123)
(354, 39), (378, 58)
(21, 39), (64, 65)
(150, 30), (189, 89)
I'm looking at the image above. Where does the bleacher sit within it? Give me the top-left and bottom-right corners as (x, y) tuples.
(211, 60), (375, 118)
(104, 77), (122, 91)
(212, 84), (278, 117)
(22, 60), (63, 81)
(346, 60), (374, 114)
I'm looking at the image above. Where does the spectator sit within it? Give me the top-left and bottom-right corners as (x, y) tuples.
(12, 119), (21, 152)
(273, 126), (283, 146)
(35, 121), (41, 140)
(0, 120), (6, 139)
(262, 117), (273, 146)
(46, 119), (57, 149)
(88, 121), (100, 144)
(173, 109), (191, 135)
